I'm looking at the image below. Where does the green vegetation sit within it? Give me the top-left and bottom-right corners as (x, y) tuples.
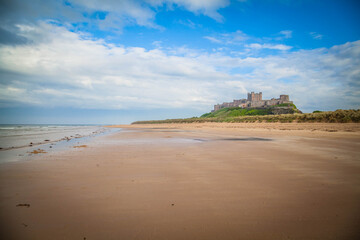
(200, 107), (272, 118)
(132, 109), (360, 124)
(313, 110), (322, 113)
(200, 104), (300, 119)
(270, 103), (297, 109)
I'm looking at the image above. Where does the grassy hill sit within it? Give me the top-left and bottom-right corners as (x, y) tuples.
(200, 104), (300, 118)
(132, 109), (360, 124)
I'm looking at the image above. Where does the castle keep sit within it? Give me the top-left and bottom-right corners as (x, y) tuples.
(213, 92), (293, 112)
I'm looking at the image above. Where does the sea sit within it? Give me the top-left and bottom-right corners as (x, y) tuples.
(0, 124), (119, 164)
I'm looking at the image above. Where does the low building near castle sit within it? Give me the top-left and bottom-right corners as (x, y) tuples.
(213, 92), (293, 112)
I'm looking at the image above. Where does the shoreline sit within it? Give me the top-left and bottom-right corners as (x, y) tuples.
(0, 126), (120, 164)
(1, 123), (359, 239)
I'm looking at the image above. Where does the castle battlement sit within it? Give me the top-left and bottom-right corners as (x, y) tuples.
(213, 92), (293, 112)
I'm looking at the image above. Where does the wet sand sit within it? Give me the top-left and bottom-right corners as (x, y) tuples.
(1, 123), (360, 239)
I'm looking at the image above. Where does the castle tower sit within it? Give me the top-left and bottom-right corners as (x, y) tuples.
(280, 95), (289, 101)
(247, 92), (262, 101)
(247, 92), (252, 101)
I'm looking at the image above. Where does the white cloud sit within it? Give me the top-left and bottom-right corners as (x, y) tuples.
(168, 0), (230, 22)
(0, 22), (359, 113)
(246, 43), (292, 51)
(204, 30), (249, 44)
(279, 30), (292, 39)
(176, 19), (201, 29)
(204, 30), (294, 51)
(0, 0), (232, 38)
(70, 0), (230, 29)
(204, 36), (222, 43)
(72, 0), (159, 28)
(310, 32), (323, 40)
(152, 40), (163, 48)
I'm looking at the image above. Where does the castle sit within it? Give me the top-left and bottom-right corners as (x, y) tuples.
(213, 92), (293, 112)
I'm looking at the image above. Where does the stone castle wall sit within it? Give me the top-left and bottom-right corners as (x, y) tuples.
(213, 92), (293, 112)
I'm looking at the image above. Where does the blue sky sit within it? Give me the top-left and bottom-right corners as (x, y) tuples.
(0, 0), (359, 124)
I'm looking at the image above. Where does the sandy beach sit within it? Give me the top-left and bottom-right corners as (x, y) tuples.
(1, 123), (360, 239)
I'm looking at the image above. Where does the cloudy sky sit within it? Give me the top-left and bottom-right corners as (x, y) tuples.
(0, 0), (359, 124)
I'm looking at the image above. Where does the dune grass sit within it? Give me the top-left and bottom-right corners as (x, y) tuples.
(132, 109), (360, 124)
